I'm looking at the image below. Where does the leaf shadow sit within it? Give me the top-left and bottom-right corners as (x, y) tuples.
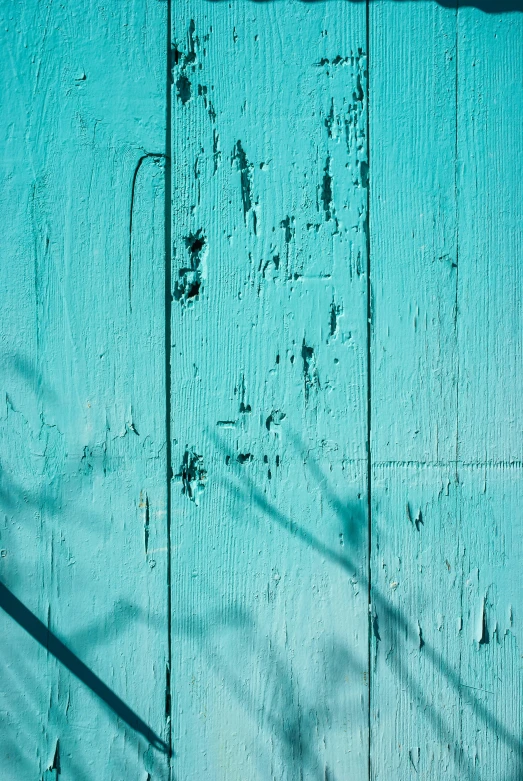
(210, 428), (523, 779)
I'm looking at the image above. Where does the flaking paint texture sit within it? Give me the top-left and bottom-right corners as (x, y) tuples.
(1, 1), (522, 779)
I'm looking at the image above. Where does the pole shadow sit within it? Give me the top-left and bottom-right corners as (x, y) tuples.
(0, 355), (170, 771)
(0, 582), (169, 755)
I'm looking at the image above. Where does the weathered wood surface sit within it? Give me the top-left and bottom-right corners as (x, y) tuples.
(169, 3), (369, 780)
(1, 2), (169, 779)
(1, 1), (523, 780)
(370, 3), (523, 780)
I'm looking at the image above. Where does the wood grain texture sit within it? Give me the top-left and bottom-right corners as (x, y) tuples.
(2, 1), (522, 779)
(370, 2), (523, 779)
(0, 2), (169, 778)
(455, 7), (523, 777)
(169, 2), (369, 778)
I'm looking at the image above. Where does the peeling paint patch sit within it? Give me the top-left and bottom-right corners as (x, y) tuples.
(266, 410), (286, 433)
(316, 55), (352, 68)
(280, 215), (295, 270)
(174, 230), (206, 304)
(233, 140), (254, 226)
(259, 252), (280, 279)
(325, 98), (336, 138)
(301, 340), (320, 403)
(213, 129), (221, 173)
(237, 453), (253, 464)
(139, 491), (150, 555)
(176, 74), (191, 105)
(177, 450), (206, 503)
(344, 50), (368, 192)
(280, 215), (295, 245)
(478, 594), (490, 645)
(329, 299), (342, 339)
(48, 740), (60, 776)
(414, 509), (423, 531)
(321, 157), (333, 222)
(408, 748), (420, 773)
(237, 374), (252, 414)
(197, 84), (216, 123)
(171, 20), (199, 105)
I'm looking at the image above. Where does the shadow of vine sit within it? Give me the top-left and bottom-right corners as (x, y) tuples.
(0, 354), (170, 778)
(204, 429), (523, 780)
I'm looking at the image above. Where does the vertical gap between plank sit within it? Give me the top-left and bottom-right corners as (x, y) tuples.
(454, 2), (463, 775)
(164, 0), (173, 767)
(454, 1), (460, 477)
(365, 2), (372, 780)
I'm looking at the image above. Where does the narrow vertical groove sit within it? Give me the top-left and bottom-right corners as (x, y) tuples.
(454, 2), (460, 477)
(453, 3), (463, 776)
(365, 2), (372, 780)
(164, 0), (173, 767)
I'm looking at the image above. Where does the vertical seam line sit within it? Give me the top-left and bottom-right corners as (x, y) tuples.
(454, 2), (463, 775)
(365, 2), (372, 780)
(164, 0), (173, 768)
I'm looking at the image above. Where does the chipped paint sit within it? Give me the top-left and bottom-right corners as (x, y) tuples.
(2, 1), (522, 780)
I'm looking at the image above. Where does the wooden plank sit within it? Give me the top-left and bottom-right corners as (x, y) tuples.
(169, 3), (369, 778)
(455, 7), (523, 777)
(369, 2), (461, 778)
(370, 3), (523, 779)
(457, 8), (523, 467)
(0, 2), (169, 778)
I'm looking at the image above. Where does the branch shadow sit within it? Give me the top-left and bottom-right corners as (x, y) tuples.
(211, 429), (523, 780)
(173, 602), (364, 780)
(0, 356), (170, 771)
(0, 582), (169, 755)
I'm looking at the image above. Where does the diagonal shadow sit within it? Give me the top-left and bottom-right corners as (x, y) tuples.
(0, 582), (169, 755)
(1, 356), (170, 765)
(173, 601), (364, 780)
(287, 432), (523, 758)
(212, 429), (523, 779)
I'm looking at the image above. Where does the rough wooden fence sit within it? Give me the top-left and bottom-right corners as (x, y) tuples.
(1, 1), (522, 779)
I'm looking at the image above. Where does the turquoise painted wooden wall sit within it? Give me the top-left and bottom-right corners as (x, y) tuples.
(1, 1), (522, 779)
